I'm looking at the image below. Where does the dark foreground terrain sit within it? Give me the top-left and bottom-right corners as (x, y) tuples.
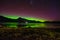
(0, 28), (60, 40)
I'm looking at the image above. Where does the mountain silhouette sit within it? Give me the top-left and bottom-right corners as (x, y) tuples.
(0, 16), (41, 23)
(17, 17), (41, 23)
(17, 17), (28, 23)
(0, 16), (17, 22)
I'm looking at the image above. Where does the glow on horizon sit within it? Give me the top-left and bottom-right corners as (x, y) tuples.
(4, 15), (19, 19)
(4, 15), (46, 22)
(22, 17), (46, 22)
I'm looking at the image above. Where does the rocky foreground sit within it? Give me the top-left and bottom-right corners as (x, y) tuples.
(0, 28), (60, 40)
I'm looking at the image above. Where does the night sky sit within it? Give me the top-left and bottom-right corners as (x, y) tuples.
(0, 0), (60, 21)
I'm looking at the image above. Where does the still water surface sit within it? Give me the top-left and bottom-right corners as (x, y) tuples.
(0, 22), (60, 28)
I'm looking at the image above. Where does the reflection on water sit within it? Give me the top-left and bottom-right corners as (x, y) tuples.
(0, 22), (60, 28)
(25, 23), (46, 28)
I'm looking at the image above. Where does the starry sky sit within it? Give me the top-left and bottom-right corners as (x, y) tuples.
(0, 0), (60, 21)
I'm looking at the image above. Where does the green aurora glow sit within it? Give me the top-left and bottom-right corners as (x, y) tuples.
(4, 15), (47, 22)
(1, 15), (47, 28)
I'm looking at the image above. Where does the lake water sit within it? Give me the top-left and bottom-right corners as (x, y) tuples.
(0, 22), (60, 28)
